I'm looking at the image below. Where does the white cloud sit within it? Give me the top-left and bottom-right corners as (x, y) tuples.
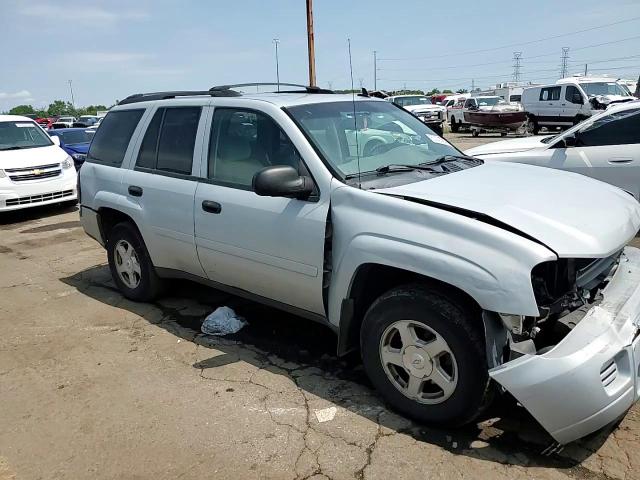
(0, 90), (33, 100)
(18, 3), (147, 23)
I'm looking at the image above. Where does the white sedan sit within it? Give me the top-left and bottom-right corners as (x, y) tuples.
(466, 101), (640, 198)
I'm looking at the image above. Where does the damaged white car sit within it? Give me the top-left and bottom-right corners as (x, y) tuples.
(79, 85), (640, 445)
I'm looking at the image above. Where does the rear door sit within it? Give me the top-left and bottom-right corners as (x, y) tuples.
(194, 106), (329, 314)
(124, 105), (206, 276)
(548, 108), (640, 197)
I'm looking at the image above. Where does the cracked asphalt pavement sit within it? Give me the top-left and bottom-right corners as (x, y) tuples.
(2, 134), (640, 480)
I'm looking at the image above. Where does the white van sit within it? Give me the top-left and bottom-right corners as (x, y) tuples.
(521, 77), (634, 134)
(0, 115), (77, 211)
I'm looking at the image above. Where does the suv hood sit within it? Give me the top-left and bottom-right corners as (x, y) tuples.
(376, 161), (640, 258)
(0, 144), (69, 169)
(465, 135), (552, 156)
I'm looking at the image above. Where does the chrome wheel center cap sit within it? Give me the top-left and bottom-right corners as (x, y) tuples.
(402, 345), (433, 378)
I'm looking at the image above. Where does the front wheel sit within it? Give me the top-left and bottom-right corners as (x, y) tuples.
(360, 284), (491, 426)
(450, 118), (460, 133)
(525, 116), (539, 135)
(107, 222), (162, 302)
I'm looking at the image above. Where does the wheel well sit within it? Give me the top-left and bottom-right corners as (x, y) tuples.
(97, 207), (137, 245)
(337, 263), (482, 356)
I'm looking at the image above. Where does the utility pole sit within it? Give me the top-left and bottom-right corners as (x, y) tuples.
(512, 52), (522, 83)
(273, 39), (280, 91)
(560, 47), (570, 79)
(471, 79), (475, 91)
(584, 64), (588, 76)
(373, 50), (377, 91)
(306, 0), (316, 87)
(68, 80), (75, 108)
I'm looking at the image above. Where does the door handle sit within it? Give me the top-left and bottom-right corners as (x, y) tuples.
(128, 185), (143, 197)
(202, 200), (222, 214)
(608, 157), (633, 164)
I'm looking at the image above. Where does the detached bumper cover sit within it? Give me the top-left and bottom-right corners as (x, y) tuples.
(490, 246), (640, 444)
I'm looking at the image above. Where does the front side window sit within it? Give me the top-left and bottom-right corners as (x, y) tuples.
(575, 108), (640, 146)
(208, 108), (302, 187)
(287, 101), (464, 180)
(87, 109), (144, 167)
(540, 87), (561, 101)
(0, 121), (52, 151)
(565, 85), (583, 104)
(134, 107), (201, 174)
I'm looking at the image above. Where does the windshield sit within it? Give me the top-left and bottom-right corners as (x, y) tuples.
(287, 101), (462, 178)
(0, 121), (53, 150)
(476, 97), (505, 106)
(580, 82), (629, 97)
(393, 96), (432, 107)
(56, 130), (94, 145)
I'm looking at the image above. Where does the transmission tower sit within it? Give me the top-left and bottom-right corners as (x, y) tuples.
(512, 52), (522, 83)
(560, 47), (570, 79)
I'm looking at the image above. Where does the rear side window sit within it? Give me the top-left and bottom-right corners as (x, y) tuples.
(87, 109), (144, 167)
(136, 110), (163, 169)
(539, 87), (561, 101)
(134, 107), (201, 174)
(157, 107), (201, 175)
(509, 94), (521, 102)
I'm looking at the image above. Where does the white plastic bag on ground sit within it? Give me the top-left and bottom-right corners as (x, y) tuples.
(201, 306), (247, 336)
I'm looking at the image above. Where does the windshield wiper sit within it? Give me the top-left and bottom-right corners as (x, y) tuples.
(425, 154), (477, 165)
(374, 163), (438, 174)
(0, 146), (25, 151)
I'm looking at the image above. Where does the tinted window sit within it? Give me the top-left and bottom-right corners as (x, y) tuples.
(209, 108), (302, 187)
(509, 94), (521, 102)
(136, 109), (163, 169)
(156, 107), (201, 175)
(565, 85), (583, 104)
(576, 109), (640, 147)
(539, 87), (561, 101)
(87, 110), (144, 167)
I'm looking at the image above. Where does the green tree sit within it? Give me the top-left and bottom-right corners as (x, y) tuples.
(442, 89), (453, 94)
(9, 104), (35, 115)
(426, 88), (441, 95)
(47, 100), (75, 117)
(456, 88), (469, 94)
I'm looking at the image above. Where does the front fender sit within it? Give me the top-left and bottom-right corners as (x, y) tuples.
(327, 184), (556, 327)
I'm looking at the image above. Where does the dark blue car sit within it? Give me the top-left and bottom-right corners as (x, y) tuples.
(48, 128), (95, 169)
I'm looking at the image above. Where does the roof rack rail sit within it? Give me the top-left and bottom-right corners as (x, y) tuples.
(209, 83), (334, 94)
(118, 89), (241, 105)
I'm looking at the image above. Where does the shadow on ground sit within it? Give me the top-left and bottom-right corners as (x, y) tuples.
(0, 202), (78, 228)
(62, 264), (615, 472)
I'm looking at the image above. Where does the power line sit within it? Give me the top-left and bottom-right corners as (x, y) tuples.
(377, 15), (640, 61)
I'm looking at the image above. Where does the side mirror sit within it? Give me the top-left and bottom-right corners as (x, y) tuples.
(252, 165), (314, 200)
(572, 93), (584, 105)
(564, 135), (577, 147)
(51, 136), (61, 146)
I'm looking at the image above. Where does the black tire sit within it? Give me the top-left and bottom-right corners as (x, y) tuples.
(573, 115), (587, 126)
(431, 124), (444, 136)
(360, 284), (491, 426)
(450, 118), (460, 133)
(471, 129), (479, 137)
(526, 116), (539, 135)
(107, 222), (162, 302)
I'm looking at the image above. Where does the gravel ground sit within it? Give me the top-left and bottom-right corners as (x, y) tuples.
(1, 133), (639, 480)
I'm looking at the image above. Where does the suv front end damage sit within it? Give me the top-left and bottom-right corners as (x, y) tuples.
(489, 247), (640, 444)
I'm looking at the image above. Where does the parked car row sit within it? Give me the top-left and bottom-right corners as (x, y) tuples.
(75, 84), (640, 446)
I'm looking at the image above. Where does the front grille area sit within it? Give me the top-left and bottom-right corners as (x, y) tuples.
(5, 190), (74, 206)
(5, 163), (62, 182)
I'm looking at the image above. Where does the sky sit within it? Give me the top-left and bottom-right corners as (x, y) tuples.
(1, 0), (640, 111)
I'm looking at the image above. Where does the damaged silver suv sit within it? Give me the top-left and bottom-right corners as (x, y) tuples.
(79, 83), (640, 445)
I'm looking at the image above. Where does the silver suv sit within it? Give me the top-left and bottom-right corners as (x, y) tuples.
(80, 83), (640, 445)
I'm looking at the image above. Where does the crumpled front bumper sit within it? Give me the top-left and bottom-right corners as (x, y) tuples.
(489, 246), (640, 444)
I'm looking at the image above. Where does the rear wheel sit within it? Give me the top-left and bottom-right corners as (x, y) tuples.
(525, 116), (539, 135)
(360, 284), (491, 426)
(107, 222), (162, 302)
(450, 118), (460, 133)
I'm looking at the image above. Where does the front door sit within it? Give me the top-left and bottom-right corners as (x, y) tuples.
(548, 107), (640, 197)
(194, 107), (329, 315)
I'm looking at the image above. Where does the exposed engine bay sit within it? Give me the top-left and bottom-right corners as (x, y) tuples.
(501, 250), (623, 358)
